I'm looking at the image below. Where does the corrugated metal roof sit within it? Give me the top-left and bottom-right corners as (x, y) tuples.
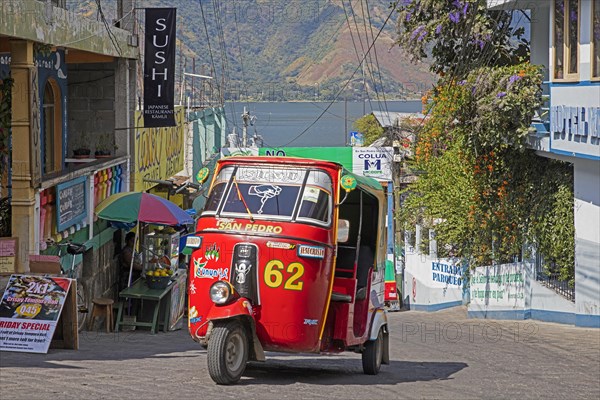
(372, 111), (426, 128)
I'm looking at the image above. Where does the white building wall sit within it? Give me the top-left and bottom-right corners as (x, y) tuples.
(530, 280), (577, 324)
(531, 2), (550, 79)
(574, 158), (600, 326)
(468, 262), (578, 324)
(403, 227), (464, 311)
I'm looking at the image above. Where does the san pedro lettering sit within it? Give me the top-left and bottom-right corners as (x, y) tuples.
(217, 221), (283, 234)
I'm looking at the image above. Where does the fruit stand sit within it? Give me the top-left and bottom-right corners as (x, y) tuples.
(94, 192), (194, 333)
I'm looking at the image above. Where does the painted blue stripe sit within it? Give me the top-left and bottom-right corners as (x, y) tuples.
(530, 309), (576, 325)
(548, 148), (600, 160)
(467, 310), (527, 320)
(409, 300), (462, 312)
(468, 308), (600, 327)
(548, 81), (600, 87)
(576, 314), (600, 328)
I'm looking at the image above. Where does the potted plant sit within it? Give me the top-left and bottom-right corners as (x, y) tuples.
(94, 133), (113, 158)
(73, 133), (91, 159)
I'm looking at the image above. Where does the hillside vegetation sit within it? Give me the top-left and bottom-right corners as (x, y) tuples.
(69, 0), (434, 101)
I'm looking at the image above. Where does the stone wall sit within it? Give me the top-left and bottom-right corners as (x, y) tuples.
(67, 62), (116, 158)
(81, 239), (119, 302)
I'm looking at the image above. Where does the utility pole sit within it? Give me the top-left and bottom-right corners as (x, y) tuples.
(192, 58), (196, 107)
(179, 52), (186, 106)
(241, 106), (250, 147)
(362, 59), (366, 115)
(344, 94), (348, 146)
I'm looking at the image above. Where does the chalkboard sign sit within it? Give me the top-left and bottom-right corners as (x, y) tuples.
(0, 237), (18, 274)
(56, 176), (87, 231)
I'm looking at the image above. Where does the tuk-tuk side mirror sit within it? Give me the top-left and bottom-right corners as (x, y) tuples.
(339, 175), (357, 205)
(337, 219), (350, 243)
(196, 167), (210, 184)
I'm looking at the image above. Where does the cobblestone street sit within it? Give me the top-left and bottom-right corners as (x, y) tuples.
(1, 307), (599, 399)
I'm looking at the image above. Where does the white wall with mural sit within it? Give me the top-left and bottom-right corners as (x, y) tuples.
(403, 227), (465, 311)
(468, 263), (530, 319)
(468, 262), (578, 324)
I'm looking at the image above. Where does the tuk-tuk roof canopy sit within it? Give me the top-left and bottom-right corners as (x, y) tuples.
(343, 168), (383, 192)
(218, 156), (383, 193)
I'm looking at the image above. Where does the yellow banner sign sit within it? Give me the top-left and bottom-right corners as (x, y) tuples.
(134, 106), (185, 191)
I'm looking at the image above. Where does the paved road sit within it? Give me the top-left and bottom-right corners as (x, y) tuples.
(1, 307), (599, 399)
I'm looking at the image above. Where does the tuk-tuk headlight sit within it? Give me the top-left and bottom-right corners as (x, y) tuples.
(210, 281), (234, 305)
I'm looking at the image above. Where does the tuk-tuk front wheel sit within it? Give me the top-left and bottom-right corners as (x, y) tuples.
(207, 320), (249, 385)
(362, 327), (383, 375)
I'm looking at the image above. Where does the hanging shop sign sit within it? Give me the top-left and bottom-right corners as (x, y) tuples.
(0, 275), (72, 354)
(144, 8), (177, 127)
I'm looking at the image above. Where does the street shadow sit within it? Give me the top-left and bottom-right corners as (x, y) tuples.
(240, 358), (468, 386)
(0, 329), (203, 369)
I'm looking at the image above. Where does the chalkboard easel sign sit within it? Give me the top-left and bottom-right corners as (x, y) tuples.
(56, 176), (88, 232)
(0, 237), (18, 274)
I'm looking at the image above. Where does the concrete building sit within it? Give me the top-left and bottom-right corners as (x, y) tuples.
(487, 0), (599, 326)
(401, 1), (599, 327)
(0, 0), (138, 301)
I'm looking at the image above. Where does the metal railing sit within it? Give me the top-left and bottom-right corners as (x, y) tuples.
(534, 252), (575, 302)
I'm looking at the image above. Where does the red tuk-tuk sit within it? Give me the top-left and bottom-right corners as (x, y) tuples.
(187, 157), (390, 384)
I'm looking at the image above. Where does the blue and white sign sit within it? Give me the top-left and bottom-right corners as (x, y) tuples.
(297, 245), (325, 259)
(350, 131), (364, 147)
(549, 85), (600, 159)
(352, 147), (393, 180)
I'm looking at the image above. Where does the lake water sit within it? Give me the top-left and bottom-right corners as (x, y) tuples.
(224, 100), (422, 147)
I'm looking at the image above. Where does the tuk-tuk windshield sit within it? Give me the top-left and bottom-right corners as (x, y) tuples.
(203, 165), (332, 225)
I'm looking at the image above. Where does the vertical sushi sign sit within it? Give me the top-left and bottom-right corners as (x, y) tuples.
(0, 275), (72, 353)
(144, 8), (177, 127)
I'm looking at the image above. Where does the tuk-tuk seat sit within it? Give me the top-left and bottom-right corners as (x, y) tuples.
(331, 292), (352, 302)
(331, 276), (356, 303)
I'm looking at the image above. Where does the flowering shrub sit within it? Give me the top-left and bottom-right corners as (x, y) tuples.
(396, 0), (528, 77)
(395, 1), (574, 282)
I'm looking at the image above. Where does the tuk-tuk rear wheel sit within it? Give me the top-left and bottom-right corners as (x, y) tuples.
(362, 327), (383, 375)
(207, 320), (249, 385)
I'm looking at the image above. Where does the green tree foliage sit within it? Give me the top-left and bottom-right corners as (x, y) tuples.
(395, 1), (574, 283)
(353, 114), (384, 145)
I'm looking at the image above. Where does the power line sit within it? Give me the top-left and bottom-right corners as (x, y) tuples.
(282, 5), (397, 147)
(198, 0), (221, 105)
(232, 0), (250, 108)
(95, 0), (122, 56)
(342, 0), (375, 113)
(362, 0), (390, 118)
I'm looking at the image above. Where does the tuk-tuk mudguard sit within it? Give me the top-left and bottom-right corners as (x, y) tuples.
(206, 298), (266, 362)
(369, 308), (390, 365)
(205, 297), (253, 321)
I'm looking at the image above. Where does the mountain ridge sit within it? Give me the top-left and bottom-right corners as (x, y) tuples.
(69, 0), (435, 101)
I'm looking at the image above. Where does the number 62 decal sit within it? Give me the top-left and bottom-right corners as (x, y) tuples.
(264, 260), (304, 291)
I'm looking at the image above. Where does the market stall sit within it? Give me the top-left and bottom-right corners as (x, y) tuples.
(95, 192), (194, 332)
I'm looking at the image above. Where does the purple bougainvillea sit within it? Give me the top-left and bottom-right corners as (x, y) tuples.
(449, 11), (460, 23)
(496, 91), (507, 98)
(411, 25), (426, 40)
(508, 75), (521, 84)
